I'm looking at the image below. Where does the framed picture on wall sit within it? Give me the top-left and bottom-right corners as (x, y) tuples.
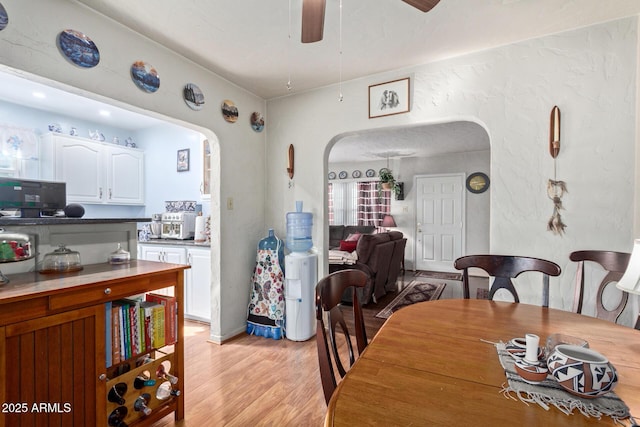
(177, 148), (190, 172)
(368, 77), (410, 119)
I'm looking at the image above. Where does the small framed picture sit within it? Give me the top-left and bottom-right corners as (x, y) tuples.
(177, 148), (190, 172)
(368, 77), (410, 119)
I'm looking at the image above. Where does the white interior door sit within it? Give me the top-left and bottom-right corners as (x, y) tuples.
(415, 174), (465, 272)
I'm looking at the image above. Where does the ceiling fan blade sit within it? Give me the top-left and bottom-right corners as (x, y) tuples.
(301, 0), (326, 43)
(401, 0), (440, 13)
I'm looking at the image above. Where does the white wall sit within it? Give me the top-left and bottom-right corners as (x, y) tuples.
(267, 18), (639, 325)
(0, 0), (267, 342)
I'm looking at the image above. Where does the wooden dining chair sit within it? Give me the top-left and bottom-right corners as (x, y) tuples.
(454, 255), (561, 307)
(569, 250), (631, 323)
(315, 269), (368, 405)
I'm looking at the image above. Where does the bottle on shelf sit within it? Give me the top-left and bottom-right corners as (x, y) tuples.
(156, 364), (178, 385)
(156, 381), (181, 401)
(133, 373), (156, 389)
(107, 382), (127, 405)
(134, 393), (153, 416)
(108, 406), (128, 427)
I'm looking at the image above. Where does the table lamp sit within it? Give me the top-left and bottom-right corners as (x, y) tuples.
(381, 214), (397, 231)
(616, 239), (640, 295)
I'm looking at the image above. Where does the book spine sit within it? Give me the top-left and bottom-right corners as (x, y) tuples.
(105, 302), (112, 368)
(112, 306), (121, 364)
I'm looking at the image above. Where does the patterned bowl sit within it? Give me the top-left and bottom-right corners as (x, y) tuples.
(547, 344), (618, 398)
(514, 359), (548, 384)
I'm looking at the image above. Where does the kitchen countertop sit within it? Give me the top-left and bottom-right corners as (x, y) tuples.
(138, 238), (210, 248)
(0, 217), (151, 226)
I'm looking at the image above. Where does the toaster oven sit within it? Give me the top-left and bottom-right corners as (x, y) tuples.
(161, 212), (196, 240)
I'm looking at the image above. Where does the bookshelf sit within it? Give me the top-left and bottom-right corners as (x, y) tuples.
(0, 260), (188, 427)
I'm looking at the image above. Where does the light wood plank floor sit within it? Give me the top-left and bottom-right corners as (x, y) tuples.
(152, 272), (474, 426)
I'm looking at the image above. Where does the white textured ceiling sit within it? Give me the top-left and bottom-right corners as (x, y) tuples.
(3, 1), (640, 162)
(74, 0), (640, 99)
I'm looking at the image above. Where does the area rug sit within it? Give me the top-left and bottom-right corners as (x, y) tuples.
(414, 270), (462, 281)
(375, 281), (446, 319)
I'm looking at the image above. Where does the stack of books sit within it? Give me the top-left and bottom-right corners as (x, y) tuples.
(105, 293), (178, 367)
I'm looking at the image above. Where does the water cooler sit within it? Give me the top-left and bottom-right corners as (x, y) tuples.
(284, 201), (317, 341)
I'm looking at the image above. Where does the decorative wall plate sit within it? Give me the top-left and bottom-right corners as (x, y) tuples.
(338, 171), (348, 179)
(221, 99), (238, 123)
(183, 83), (204, 110)
(130, 61), (160, 93)
(466, 172), (490, 194)
(352, 170), (362, 179)
(328, 171), (336, 180)
(57, 29), (100, 68)
(0, 3), (8, 31)
(366, 169), (375, 178)
(250, 112), (265, 132)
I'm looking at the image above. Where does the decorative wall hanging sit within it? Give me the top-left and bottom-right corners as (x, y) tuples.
(366, 169), (376, 178)
(177, 148), (190, 172)
(130, 61), (160, 93)
(368, 77), (410, 119)
(0, 3), (8, 31)
(183, 83), (204, 110)
(466, 172), (490, 194)
(328, 171), (336, 180)
(287, 144), (294, 179)
(250, 112), (265, 132)
(547, 106), (567, 235)
(221, 99), (238, 123)
(57, 29), (100, 68)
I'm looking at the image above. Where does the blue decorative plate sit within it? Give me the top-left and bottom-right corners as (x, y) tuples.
(57, 29), (100, 68)
(131, 61), (160, 93)
(328, 171), (336, 180)
(183, 83), (204, 110)
(0, 3), (8, 31)
(339, 171), (348, 179)
(366, 169), (376, 178)
(251, 112), (265, 132)
(352, 170), (362, 179)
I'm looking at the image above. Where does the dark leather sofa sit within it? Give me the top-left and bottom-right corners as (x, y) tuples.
(329, 231), (406, 305)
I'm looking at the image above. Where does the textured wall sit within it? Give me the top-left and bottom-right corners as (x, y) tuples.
(0, 0), (267, 342)
(267, 18), (638, 325)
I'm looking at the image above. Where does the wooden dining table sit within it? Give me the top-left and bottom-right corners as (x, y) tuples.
(325, 299), (640, 426)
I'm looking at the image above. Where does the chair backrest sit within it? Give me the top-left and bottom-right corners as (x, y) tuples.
(315, 269), (368, 405)
(569, 250), (631, 323)
(454, 255), (561, 307)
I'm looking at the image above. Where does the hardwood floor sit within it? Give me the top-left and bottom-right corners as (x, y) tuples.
(152, 272), (472, 426)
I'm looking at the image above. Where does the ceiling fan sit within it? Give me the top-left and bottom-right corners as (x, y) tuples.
(301, 0), (441, 43)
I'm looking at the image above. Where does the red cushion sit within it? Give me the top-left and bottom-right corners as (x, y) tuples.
(339, 240), (358, 252)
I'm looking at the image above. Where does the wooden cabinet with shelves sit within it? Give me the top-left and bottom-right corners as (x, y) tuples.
(40, 133), (145, 205)
(0, 260), (188, 427)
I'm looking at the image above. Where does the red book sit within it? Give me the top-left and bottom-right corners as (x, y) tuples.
(112, 305), (121, 364)
(145, 293), (177, 345)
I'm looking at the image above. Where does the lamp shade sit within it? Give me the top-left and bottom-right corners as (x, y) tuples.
(616, 239), (640, 295)
(381, 215), (397, 228)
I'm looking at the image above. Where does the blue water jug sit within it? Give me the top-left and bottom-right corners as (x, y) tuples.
(286, 201), (313, 253)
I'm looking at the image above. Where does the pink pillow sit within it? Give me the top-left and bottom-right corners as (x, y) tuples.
(345, 233), (361, 242)
(339, 240), (358, 252)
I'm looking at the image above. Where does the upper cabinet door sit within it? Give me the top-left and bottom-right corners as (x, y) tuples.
(106, 147), (144, 205)
(54, 139), (104, 203)
(41, 133), (145, 206)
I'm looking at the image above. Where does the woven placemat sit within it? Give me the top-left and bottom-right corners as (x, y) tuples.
(496, 342), (635, 424)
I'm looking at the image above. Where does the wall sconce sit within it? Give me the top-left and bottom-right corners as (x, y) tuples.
(287, 144), (294, 179)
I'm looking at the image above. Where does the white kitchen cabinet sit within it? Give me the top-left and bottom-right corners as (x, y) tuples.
(185, 247), (211, 323)
(138, 244), (211, 322)
(138, 244), (187, 296)
(40, 133), (144, 205)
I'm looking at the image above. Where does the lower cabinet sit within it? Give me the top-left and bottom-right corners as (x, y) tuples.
(138, 244), (211, 323)
(185, 248), (211, 323)
(1, 306), (102, 427)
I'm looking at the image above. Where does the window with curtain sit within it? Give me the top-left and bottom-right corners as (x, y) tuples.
(329, 181), (390, 226)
